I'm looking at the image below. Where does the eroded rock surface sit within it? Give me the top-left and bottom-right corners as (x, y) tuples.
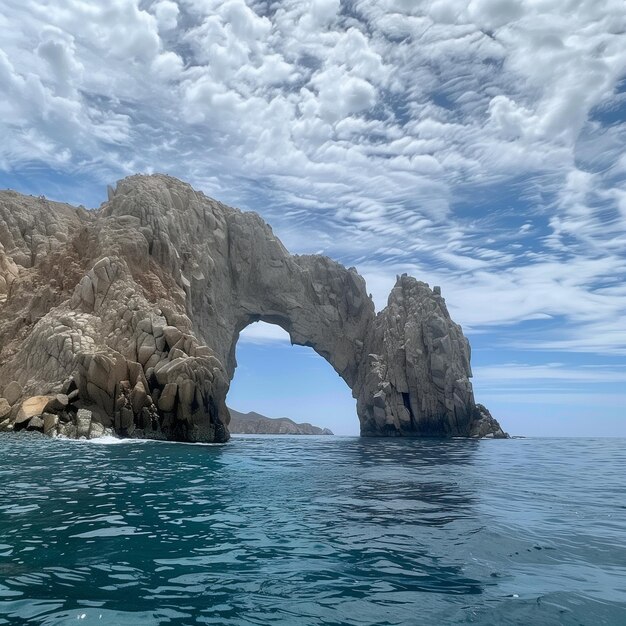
(0, 175), (506, 441)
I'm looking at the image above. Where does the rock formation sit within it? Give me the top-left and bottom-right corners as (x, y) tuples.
(228, 409), (333, 435)
(0, 174), (507, 442)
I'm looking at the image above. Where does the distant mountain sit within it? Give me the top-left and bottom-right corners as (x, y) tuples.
(228, 409), (333, 435)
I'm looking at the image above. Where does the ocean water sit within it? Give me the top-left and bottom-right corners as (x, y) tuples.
(0, 435), (624, 625)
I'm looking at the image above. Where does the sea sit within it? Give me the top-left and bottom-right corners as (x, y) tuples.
(0, 434), (624, 625)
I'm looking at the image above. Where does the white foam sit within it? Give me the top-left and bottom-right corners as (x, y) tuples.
(88, 435), (129, 445)
(53, 432), (226, 446)
(88, 435), (224, 447)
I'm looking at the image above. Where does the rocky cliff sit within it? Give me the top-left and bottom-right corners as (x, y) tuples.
(228, 409), (333, 435)
(0, 174), (506, 442)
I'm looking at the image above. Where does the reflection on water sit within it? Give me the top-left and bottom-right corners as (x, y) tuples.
(0, 434), (625, 625)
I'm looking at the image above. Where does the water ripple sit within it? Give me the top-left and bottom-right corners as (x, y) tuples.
(0, 433), (625, 624)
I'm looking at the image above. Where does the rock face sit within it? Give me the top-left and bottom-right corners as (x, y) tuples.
(0, 174), (506, 442)
(229, 409), (334, 435)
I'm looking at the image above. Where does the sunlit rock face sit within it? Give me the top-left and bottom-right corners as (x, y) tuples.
(0, 174), (506, 442)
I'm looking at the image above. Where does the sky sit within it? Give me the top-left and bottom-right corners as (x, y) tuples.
(1, 0), (625, 436)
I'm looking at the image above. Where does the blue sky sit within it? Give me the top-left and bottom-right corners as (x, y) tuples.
(1, 0), (625, 436)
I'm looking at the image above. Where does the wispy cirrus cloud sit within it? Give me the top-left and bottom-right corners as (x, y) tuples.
(0, 0), (625, 368)
(474, 362), (626, 385)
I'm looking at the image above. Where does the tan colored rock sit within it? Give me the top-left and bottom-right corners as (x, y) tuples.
(0, 174), (505, 443)
(0, 398), (11, 420)
(45, 394), (69, 413)
(3, 381), (22, 406)
(130, 381), (148, 414)
(43, 413), (59, 435)
(15, 396), (53, 425)
(163, 326), (183, 350)
(158, 383), (177, 412)
(27, 416), (44, 431)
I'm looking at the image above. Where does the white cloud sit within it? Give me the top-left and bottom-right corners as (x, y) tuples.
(0, 0), (625, 363)
(313, 68), (377, 121)
(358, 251), (626, 356)
(467, 0), (524, 30)
(488, 95), (532, 141)
(238, 321), (292, 344)
(152, 51), (184, 80)
(310, 0), (341, 27)
(474, 362), (626, 384)
(36, 26), (83, 97)
(153, 0), (180, 31)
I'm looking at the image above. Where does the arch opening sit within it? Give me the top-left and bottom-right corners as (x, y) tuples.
(226, 321), (358, 436)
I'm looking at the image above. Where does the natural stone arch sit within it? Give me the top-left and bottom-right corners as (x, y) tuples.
(0, 174), (506, 441)
(227, 319), (358, 433)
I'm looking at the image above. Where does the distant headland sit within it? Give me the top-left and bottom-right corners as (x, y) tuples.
(228, 409), (333, 436)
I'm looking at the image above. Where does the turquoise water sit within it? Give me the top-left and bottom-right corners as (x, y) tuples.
(0, 435), (625, 625)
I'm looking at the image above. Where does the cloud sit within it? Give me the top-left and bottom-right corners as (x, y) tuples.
(474, 362), (626, 384)
(152, 50), (185, 80)
(36, 26), (83, 97)
(152, 0), (180, 31)
(357, 249), (626, 356)
(0, 0), (625, 363)
(238, 321), (292, 344)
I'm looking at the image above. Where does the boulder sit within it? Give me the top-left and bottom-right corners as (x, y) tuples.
(75, 409), (92, 438)
(157, 383), (177, 412)
(45, 394), (69, 413)
(119, 407), (134, 431)
(130, 381), (149, 414)
(58, 422), (76, 439)
(88, 421), (105, 439)
(27, 416), (45, 431)
(3, 381), (22, 406)
(0, 398), (11, 420)
(15, 396), (53, 425)
(43, 413), (59, 435)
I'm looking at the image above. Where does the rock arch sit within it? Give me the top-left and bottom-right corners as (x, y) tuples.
(0, 174), (506, 440)
(227, 319), (357, 433)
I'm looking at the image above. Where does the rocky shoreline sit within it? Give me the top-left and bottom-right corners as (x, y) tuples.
(0, 174), (507, 442)
(0, 382), (506, 441)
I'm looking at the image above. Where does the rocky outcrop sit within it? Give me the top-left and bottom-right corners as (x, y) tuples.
(228, 409), (334, 435)
(0, 378), (113, 439)
(0, 174), (506, 442)
(468, 404), (508, 439)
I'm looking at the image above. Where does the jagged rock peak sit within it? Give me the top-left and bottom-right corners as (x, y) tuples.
(0, 174), (507, 442)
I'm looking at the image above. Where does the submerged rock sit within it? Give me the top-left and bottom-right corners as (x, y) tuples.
(0, 175), (506, 442)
